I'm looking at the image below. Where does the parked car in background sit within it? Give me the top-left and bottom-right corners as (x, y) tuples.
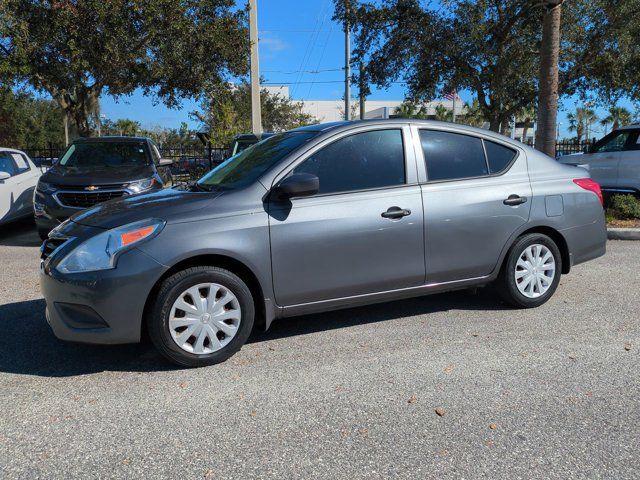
(0, 148), (41, 226)
(34, 137), (174, 240)
(229, 132), (274, 156)
(558, 124), (640, 195)
(40, 120), (606, 367)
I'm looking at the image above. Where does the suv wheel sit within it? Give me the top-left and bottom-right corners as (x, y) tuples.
(148, 266), (254, 367)
(497, 233), (562, 308)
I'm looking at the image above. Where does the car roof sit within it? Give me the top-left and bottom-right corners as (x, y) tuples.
(293, 119), (517, 144)
(74, 136), (150, 143)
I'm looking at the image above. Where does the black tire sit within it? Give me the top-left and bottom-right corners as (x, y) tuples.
(37, 228), (49, 241)
(147, 266), (255, 367)
(497, 233), (562, 308)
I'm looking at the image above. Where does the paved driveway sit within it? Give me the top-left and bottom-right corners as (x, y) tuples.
(0, 219), (638, 479)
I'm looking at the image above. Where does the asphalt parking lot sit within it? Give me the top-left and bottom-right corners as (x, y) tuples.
(0, 218), (638, 479)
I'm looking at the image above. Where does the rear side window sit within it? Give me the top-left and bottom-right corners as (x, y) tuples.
(484, 140), (517, 173)
(294, 129), (405, 195)
(624, 130), (640, 151)
(419, 130), (487, 181)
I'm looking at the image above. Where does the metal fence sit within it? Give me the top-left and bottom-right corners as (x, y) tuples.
(21, 145), (230, 179)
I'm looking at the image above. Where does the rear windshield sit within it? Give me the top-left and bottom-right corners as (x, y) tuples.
(58, 142), (151, 168)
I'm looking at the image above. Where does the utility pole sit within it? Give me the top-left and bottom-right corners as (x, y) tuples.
(359, 62), (366, 120)
(344, 0), (351, 121)
(249, 0), (262, 135)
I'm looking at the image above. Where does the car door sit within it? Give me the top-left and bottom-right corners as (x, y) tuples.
(11, 152), (40, 215)
(616, 129), (640, 192)
(0, 152), (21, 223)
(583, 130), (632, 189)
(416, 127), (532, 284)
(268, 126), (425, 306)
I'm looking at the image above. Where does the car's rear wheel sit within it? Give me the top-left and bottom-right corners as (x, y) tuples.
(497, 233), (562, 308)
(148, 266), (254, 367)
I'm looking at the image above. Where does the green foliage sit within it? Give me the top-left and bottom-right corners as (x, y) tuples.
(434, 104), (453, 122)
(0, 87), (64, 146)
(394, 102), (428, 119)
(340, 0), (542, 131)
(608, 194), (640, 220)
(192, 83), (317, 146)
(0, 0), (248, 137)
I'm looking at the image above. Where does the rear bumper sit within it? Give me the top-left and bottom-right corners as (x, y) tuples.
(561, 215), (608, 268)
(40, 247), (168, 344)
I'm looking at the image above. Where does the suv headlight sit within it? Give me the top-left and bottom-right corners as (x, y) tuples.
(37, 180), (57, 193)
(126, 177), (157, 194)
(56, 218), (165, 274)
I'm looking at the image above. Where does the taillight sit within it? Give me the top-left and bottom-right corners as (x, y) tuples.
(573, 178), (603, 206)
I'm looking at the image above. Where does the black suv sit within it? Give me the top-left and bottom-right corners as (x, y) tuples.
(34, 137), (173, 239)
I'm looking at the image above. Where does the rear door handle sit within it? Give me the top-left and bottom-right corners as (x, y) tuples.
(503, 194), (527, 206)
(382, 206), (412, 219)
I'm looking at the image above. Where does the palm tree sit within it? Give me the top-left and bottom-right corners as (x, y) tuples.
(394, 102), (428, 119)
(459, 99), (485, 127)
(434, 104), (453, 122)
(600, 106), (632, 132)
(535, 1), (565, 156)
(567, 107), (598, 142)
(518, 105), (537, 144)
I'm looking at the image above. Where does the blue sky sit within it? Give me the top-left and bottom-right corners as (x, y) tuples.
(100, 0), (635, 138)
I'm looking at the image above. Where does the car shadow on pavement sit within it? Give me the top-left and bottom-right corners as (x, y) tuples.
(0, 217), (42, 247)
(249, 288), (507, 343)
(0, 290), (507, 377)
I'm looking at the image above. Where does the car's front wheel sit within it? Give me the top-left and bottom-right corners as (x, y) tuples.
(148, 266), (255, 367)
(497, 233), (562, 308)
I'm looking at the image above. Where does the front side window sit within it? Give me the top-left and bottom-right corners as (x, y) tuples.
(593, 131), (630, 153)
(0, 152), (18, 177)
(58, 142), (151, 169)
(420, 130), (487, 181)
(293, 129), (406, 195)
(199, 131), (317, 190)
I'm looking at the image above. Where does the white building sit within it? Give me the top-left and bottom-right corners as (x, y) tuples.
(264, 85), (464, 123)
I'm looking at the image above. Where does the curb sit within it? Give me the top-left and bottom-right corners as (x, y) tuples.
(607, 228), (640, 241)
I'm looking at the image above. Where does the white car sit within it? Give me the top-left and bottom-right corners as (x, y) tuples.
(0, 148), (41, 226)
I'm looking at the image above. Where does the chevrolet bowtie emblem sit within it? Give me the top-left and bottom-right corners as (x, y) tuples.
(85, 185), (99, 191)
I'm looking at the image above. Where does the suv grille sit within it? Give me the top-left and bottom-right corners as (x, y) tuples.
(56, 190), (126, 208)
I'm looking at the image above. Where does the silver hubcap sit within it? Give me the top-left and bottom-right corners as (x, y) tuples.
(515, 244), (556, 299)
(169, 283), (241, 354)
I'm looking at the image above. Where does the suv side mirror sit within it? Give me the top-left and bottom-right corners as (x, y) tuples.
(272, 173), (319, 200)
(0, 171), (10, 182)
(158, 158), (174, 166)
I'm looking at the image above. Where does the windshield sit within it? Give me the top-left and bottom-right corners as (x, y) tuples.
(198, 131), (317, 190)
(58, 142), (151, 169)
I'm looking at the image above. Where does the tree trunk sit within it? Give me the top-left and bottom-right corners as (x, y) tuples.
(535, 2), (562, 157)
(489, 114), (501, 133)
(51, 86), (101, 139)
(522, 118), (531, 143)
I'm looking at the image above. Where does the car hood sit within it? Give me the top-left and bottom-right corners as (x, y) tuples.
(43, 163), (155, 186)
(71, 187), (222, 230)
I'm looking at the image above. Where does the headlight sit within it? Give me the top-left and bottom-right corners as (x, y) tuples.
(37, 180), (57, 193)
(56, 218), (165, 274)
(126, 177), (157, 194)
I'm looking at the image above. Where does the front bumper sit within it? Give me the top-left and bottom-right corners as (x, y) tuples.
(34, 189), (80, 233)
(40, 247), (168, 344)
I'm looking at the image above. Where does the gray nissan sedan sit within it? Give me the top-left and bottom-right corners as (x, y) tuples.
(40, 120), (607, 367)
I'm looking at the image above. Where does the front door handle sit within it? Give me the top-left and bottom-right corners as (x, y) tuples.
(503, 194), (527, 206)
(382, 206), (412, 219)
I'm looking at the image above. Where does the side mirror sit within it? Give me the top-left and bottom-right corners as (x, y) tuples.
(272, 173), (319, 200)
(0, 171), (11, 182)
(158, 158), (174, 166)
